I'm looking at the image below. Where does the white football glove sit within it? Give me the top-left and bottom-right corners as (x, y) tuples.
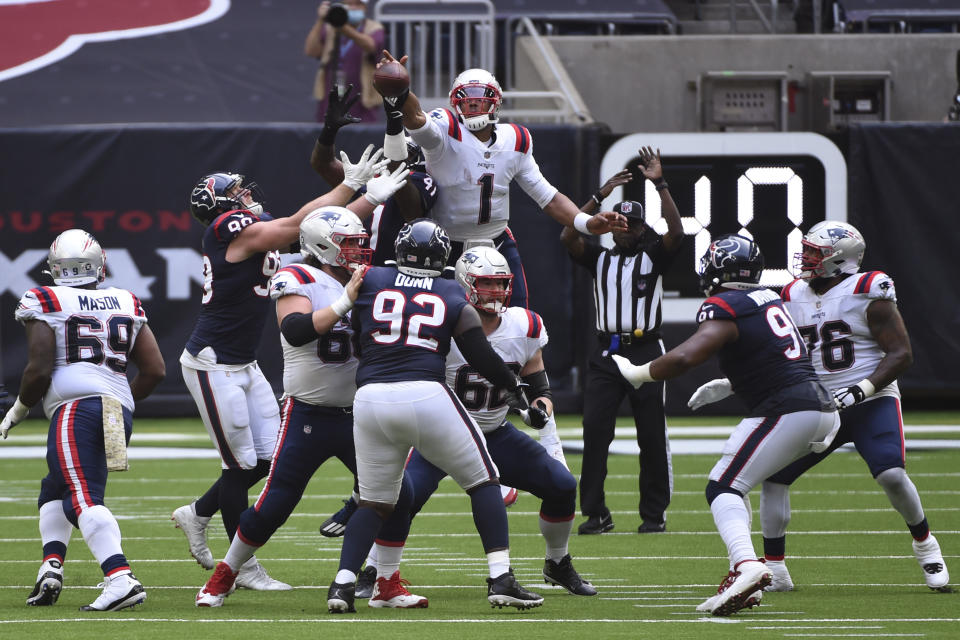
(341, 144), (388, 190)
(687, 378), (734, 411)
(364, 163), (410, 205)
(833, 379), (875, 410)
(611, 354), (653, 389)
(1, 398), (30, 440)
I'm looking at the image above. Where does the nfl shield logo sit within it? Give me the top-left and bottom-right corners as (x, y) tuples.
(304, 425), (313, 434)
(484, 151), (491, 159)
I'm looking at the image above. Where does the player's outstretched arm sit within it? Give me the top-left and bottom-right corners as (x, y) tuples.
(375, 51), (427, 131)
(309, 83), (361, 182)
(614, 320), (737, 389)
(128, 324), (166, 401)
(544, 192), (628, 235)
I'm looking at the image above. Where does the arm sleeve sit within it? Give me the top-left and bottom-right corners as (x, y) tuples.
(513, 136), (559, 208)
(454, 327), (518, 391)
(280, 312), (320, 347)
(407, 109), (446, 153)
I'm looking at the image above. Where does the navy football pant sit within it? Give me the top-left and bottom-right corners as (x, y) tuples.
(39, 397), (132, 526)
(768, 396), (905, 484)
(405, 420), (576, 520)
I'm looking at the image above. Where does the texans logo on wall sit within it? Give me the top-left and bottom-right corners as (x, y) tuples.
(0, 0), (228, 82)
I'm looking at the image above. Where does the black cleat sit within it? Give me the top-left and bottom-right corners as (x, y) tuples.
(354, 565), (377, 599)
(26, 559), (63, 606)
(577, 511), (614, 535)
(487, 568), (544, 610)
(543, 555), (597, 596)
(638, 521), (666, 534)
(327, 580), (356, 613)
(319, 498), (357, 538)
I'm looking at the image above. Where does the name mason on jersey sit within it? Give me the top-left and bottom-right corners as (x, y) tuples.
(78, 294), (122, 311)
(394, 273), (435, 290)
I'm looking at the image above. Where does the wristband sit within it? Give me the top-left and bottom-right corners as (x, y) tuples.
(856, 379), (876, 398)
(573, 212), (593, 234)
(655, 180), (669, 191)
(9, 398), (29, 422)
(633, 362), (655, 383)
(317, 128), (338, 147)
(330, 290), (354, 317)
(383, 131), (408, 162)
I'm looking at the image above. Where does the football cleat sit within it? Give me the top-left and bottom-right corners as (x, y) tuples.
(696, 560), (771, 617)
(355, 565), (377, 599)
(501, 485), (519, 508)
(763, 559), (795, 592)
(368, 571), (428, 608)
(327, 580), (356, 613)
(319, 498), (357, 538)
(171, 503), (214, 569)
(235, 558), (291, 591)
(79, 573), (146, 612)
(196, 562), (238, 607)
(487, 568), (544, 609)
(543, 554), (597, 596)
(26, 559), (63, 606)
(913, 534), (951, 591)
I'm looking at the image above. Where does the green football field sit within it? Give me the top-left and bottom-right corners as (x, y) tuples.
(0, 413), (957, 639)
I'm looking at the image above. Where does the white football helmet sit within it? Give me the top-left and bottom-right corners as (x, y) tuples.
(455, 245), (513, 314)
(299, 206), (371, 271)
(46, 229), (106, 286)
(449, 68), (502, 132)
(794, 221), (866, 279)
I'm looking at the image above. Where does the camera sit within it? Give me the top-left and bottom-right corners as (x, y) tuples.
(324, 3), (348, 27)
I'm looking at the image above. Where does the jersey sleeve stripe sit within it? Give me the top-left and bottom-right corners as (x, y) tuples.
(32, 287), (61, 312)
(130, 293), (145, 317)
(854, 271), (880, 294)
(442, 108), (462, 141)
(280, 265), (314, 284)
(511, 124), (531, 153)
(704, 295), (737, 317)
(780, 279), (798, 302)
(525, 309), (542, 338)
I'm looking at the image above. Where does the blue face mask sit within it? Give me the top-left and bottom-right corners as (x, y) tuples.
(347, 9), (364, 25)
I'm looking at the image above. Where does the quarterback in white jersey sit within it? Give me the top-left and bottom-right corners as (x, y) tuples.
(1, 229), (165, 612)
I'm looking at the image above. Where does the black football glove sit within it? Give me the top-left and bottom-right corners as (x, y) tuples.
(506, 383), (549, 430)
(523, 399), (549, 430)
(505, 381), (530, 414)
(833, 383), (869, 410)
(318, 84), (361, 146)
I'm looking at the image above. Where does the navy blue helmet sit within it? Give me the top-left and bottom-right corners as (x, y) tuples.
(698, 234), (764, 295)
(189, 172), (266, 226)
(394, 218), (451, 277)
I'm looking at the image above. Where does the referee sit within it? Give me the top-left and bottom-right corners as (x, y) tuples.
(561, 146), (683, 535)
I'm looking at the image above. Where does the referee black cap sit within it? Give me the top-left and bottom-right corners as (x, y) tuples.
(613, 200), (645, 222)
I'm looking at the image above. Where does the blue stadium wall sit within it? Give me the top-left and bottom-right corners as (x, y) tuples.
(1, 123), (958, 416)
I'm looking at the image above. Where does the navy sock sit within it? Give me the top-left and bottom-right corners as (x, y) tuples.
(194, 478), (221, 518)
(100, 553), (129, 575)
(908, 517), (930, 541)
(42, 541), (67, 563)
(763, 536), (786, 560)
(339, 507), (384, 573)
(470, 484), (509, 552)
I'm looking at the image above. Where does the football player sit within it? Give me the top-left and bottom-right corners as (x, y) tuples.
(690, 221), (950, 593)
(355, 245), (595, 598)
(171, 148), (407, 589)
(370, 51), (628, 308)
(194, 208), (422, 607)
(326, 219), (544, 613)
(613, 234), (840, 616)
(0, 229), (166, 611)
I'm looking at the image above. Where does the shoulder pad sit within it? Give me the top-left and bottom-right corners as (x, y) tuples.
(212, 210), (259, 242)
(506, 123), (532, 153)
(854, 271), (896, 300)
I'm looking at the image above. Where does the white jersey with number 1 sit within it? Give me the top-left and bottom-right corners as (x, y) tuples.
(445, 306), (549, 433)
(14, 285), (148, 417)
(781, 271), (900, 400)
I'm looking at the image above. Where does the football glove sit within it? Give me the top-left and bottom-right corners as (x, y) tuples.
(518, 399), (549, 430)
(687, 378), (734, 411)
(1, 397), (30, 440)
(318, 84), (361, 145)
(833, 379), (875, 410)
(341, 144), (388, 191)
(611, 354), (653, 389)
(364, 163), (410, 205)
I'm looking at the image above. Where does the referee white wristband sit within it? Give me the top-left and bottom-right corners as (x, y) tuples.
(573, 212), (593, 234)
(330, 291), (354, 317)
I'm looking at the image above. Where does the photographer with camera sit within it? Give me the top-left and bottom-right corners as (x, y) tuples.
(305, 0), (384, 124)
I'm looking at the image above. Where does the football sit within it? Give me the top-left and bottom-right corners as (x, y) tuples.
(373, 61), (410, 97)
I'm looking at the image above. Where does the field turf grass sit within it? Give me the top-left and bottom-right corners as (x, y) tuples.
(0, 413), (957, 639)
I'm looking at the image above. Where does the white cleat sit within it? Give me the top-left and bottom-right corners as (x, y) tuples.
(698, 560), (771, 617)
(913, 534), (951, 591)
(763, 559), (795, 592)
(26, 559), (63, 606)
(368, 571), (428, 608)
(80, 573), (146, 612)
(171, 503), (214, 570)
(235, 558), (292, 591)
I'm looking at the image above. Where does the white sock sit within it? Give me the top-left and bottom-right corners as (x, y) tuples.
(486, 549), (510, 579)
(365, 544), (379, 573)
(711, 493), (757, 569)
(539, 515), (573, 562)
(190, 501), (211, 527)
(223, 537), (258, 573)
(760, 481), (791, 538)
(335, 569), (357, 584)
(374, 542), (404, 579)
(77, 505), (124, 567)
(876, 468), (926, 525)
(39, 501), (74, 553)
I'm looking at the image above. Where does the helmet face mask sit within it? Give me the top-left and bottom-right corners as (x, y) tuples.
(189, 172), (265, 226)
(455, 246), (513, 314)
(793, 221), (865, 280)
(698, 234), (764, 296)
(394, 219), (451, 277)
(449, 69), (502, 132)
(300, 206), (371, 271)
(46, 229), (106, 287)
